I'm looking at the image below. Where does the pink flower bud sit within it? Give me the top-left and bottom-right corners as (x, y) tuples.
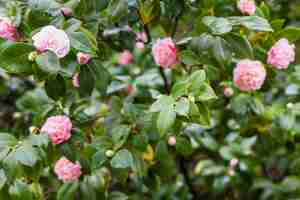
(135, 42), (145, 50)
(61, 7), (73, 17)
(224, 86), (234, 97)
(234, 59), (266, 92)
(136, 32), (148, 43)
(41, 115), (72, 145)
(152, 38), (177, 68)
(230, 158), (239, 168)
(127, 84), (134, 95)
(237, 0), (256, 15)
(77, 52), (91, 65)
(54, 157), (82, 183)
(32, 25), (70, 58)
(0, 19), (18, 41)
(118, 50), (133, 65)
(168, 136), (177, 146)
(267, 38), (295, 70)
(72, 73), (80, 88)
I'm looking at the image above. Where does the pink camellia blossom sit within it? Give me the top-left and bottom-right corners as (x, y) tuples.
(118, 50), (133, 65)
(237, 0), (256, 15)
(54, 157), (82, 183)
(72, 73), (80, 88)
(136, 32), (148, 43)
(234, 59), (266, 92)
(135, 42), (145, 50)
(41, 115), (72, 145)
(152, 38), (177, 68)
(32, 25), (70, 58)
(0, 19), (18, 41)
(77, 52), (91, 65)
(267, 38), (295, 70)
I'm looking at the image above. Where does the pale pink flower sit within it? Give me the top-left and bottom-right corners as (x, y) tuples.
(72, 73), (80, 88)
(77, 52), (91, 65)
(267, 38), (295, 70)
(54, 157), (82, 183)
(135, 42), (145, 50)
(118, 50), (133, 65)
(234, 59), (266, 92)
(41, 115), (72, 145)
(32, 25), (70, 58)
(152, 38), (177, 68)
(237, 0), (256, 15)
(136, 32), (148, 43)
(224, 87), (234, 97)
(0, 19), (18, 41)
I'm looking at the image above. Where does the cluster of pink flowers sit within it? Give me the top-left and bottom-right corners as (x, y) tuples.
(32, 25), (70, 58)
(234, 38), (295, 92)
(118, 50), (133, 65)
(237, 0), (256, 15)
(41, 115), (72, 145)
(267, 38), (295, 69)
(152, 38), (177, 68)
(234, 59), (266, 92)
(0, 19), (18, 41)
(54, 157), (82, 183)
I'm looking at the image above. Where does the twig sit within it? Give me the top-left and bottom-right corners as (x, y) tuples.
(159, 68), (170, 94)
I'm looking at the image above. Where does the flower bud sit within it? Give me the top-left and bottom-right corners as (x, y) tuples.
(224, 86), (234, 97)
(61, 7), (73, 17)
(28, 51), (38, 61)
(105, 150), (115, 157)
(77, 52), (91, 65)
(29, 126), (39, 134)
(168, 136), (177, 146)
(230, 158), (239, 168)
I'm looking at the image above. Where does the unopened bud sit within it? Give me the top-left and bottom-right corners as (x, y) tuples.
(287, 102), (293, 109)
(224, 86), (234, 97)
(230, 158), (239, 168)
(61, 7), (73, 17)
(28, 51), (38, 61)
(168, 136), (177, 146)
(228, 168), (235, 176)
(105, 150), (114, 157)
(29, 126), (39, 134)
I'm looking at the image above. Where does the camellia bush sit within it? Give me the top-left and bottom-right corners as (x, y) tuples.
(0, 0), (299, 199)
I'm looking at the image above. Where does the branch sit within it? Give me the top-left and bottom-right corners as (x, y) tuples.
(159, 68), (170, 94)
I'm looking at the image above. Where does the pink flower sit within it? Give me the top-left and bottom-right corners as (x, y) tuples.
(136, 32), (148, 43)
(168, 136), (177, 146)
(118, 50), (133, 65)
(41, 115), (72, 145)
(0, 19), (18, 41)
(72, 73), (80, 88)
(152, 38), (177, 68)
(135, 42), (145, 50)
(237, 0), (256, 15)
(234, 59), (266, 92)
(77, 52), (91, 65)
(267, 38), (295, 70)
(127, 84), (134, 95)
(32, 25), (70, 58)
(54, 157), (82, 183)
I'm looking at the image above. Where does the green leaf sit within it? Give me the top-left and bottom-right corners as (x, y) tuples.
(155, 140), (169, 161)
(194, 83), (217, 102)
(109, 191), (129, 200)
(14, 143), (39, 167)
(212, 37), (232, 67)
(91, 150), (107, 170)
(171, 80), (189, 99)
(0, 133), (17, 150)
(27, 134), (49, 147)
(176, 137), (193, 156)
(0, 169), (7, 190)
(88, 60), (111, 96)
(68, 32), (96, 55)
(36, 51), (61, 74)
(157, 107), (176, 136)
(202, 16), (232, 35)
(57, 182), (79, 200)
(112, 125), (131, 150)
(139, 0), (160, 25)
(179, 50), (201, 66)
(224, 33), (254, 59)
(150, 95), (175, 112)
(45, 74), (66, 100)
(175, 98), (190, 116)
(78, 65), (95, 97)
(0, 43), (35, 75)
(107, 0), (128, 23)
(228, 16), (273, 32)
(111, 149), (134, 169)
(277, 27), (300, 42)
(9, 179), (34, 200)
